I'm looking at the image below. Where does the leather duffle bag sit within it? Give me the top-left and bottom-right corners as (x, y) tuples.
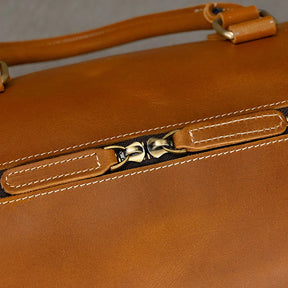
(0, 3), (287, 287)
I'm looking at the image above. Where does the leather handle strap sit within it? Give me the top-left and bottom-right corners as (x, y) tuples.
(1, 148), (118, 195)
(0, 3), (243, 66)
(173, 110), (287, 152)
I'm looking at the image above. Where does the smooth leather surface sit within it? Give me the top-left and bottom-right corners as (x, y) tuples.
(1, 134), (288, 287)
(0, 22), (287, 171)
(0, 4), (287, 288)
(173, 110), (287, 151)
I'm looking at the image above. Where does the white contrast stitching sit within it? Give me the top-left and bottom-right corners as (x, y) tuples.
(189, 114), (284, 144)
(0, 100), (287, 168)
(191, 114), (282, 132)
(8, 153), (99, 175)
(5, 152), (100, 189)
(1, 136), (288, 206)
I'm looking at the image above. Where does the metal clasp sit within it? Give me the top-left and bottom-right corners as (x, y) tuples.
(105, 142), (145, 171)
(0, 61), (10, 86)
(212, 9), (274, 41)
(147, 130), (187, 159)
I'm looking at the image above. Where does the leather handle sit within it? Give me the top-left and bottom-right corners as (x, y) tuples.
(1, 148), (118, 195)
(0, 3), (243, 66)
(173, 110), (287, 152)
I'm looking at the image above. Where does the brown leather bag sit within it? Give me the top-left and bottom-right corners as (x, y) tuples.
(0, 3), (287, 287)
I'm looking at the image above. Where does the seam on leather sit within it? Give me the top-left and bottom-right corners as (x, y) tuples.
(1, 135), (288, 206)
(0, 100), (287, 168)
(5, 152), (100, 189)
(189, 114), (284, 144)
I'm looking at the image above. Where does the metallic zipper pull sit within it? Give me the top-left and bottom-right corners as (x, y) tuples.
(0, 61), (10, 92)
(105, 142), (146, 171)
(147, 130), (187, 159)
(2, 110), (286, 196)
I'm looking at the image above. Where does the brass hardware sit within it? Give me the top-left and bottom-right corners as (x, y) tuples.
(125, 142), (146, 163)
(212, 19), (234, 40)
(106, 130), (188, 169)
(259, 9), (275, 19)
(147, 137), (170, 158)
(0, 61), (10, 85)
(105, 142), (145, 171)
(147, 130), (187, 159)
(213, 9), (275, 41)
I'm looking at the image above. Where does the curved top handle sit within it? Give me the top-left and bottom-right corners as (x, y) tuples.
(0, 3), (241, 66)
(0, 3), (276, 67)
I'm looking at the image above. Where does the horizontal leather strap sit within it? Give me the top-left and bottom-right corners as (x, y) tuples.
(1, 148), (117, 195)
(0, 3), (243, 66)
(173, 110), (287, 152)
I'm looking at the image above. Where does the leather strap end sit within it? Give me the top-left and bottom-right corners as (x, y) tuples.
(1, 148), (118, 195)
(0, 3), (255, 66)
(229, 16), (277, 44)
(173, 110), (287, 152)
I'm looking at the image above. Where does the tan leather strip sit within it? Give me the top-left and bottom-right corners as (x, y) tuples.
(218, 5), (259, 28)
(229, 16), (277, 44)
(173, 110), (287, 152)
(1, 148), (117, 195)
(0, 3), (243, 66)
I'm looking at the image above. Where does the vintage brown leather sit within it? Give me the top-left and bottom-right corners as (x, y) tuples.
(0, 3), (244, 66)
(2, 135), (288, 287)
(217, 5), (260, 28)
(229, 16), (277, 44)
(0, 2), (288, 288)
(173, 110), (287, 152)
(1, 148), (117, 195)
(0, 22), (286, 171)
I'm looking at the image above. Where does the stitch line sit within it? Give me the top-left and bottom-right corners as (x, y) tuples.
(10, 152), (98, 175)
(191, 114), (282, 132)
(1, 136), (288, 206)
(0, 100), (287, 168)
(193, 125), (281, 144)
(5, 153), (101, 189)
(189, 114), (284, 144)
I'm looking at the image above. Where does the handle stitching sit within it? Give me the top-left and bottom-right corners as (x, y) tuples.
(189, 114), (284, 144)
(5, 152), (100, 189)
(1, 136), (288, 206)
(0, 100), (286, 168)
